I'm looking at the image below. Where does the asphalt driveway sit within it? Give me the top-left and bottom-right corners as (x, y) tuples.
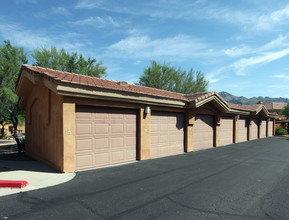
(1, 136), (289, 220)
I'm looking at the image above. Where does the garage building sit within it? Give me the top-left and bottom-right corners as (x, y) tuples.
(16, 65), (277, 172)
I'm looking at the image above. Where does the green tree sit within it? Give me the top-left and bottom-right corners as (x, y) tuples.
(0, 40), (27, 151)
(137, 60), (208, 94)
(281, 103), (289, 119)
(32, 46), (106, 77)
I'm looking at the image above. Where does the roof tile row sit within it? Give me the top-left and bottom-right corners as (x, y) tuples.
(19, 65), (277, 115)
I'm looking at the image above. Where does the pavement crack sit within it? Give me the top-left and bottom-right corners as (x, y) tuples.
(165, 195), (275, 220)
(77, 199), (108, 220)
(17, 192), (44, 205)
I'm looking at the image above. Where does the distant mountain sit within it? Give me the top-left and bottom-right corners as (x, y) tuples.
(219, 91), (289, 105)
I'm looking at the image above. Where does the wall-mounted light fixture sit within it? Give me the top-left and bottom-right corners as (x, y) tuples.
(237, 115), (240, 119)
(145, 106), (151, 114)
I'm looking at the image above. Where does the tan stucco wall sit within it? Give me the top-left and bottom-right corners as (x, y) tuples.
(185, 109), (195, 152)
(215, 115), (221, 147)
(21, 85), (277, 173)
(62, 102), (76, 172)
(234, 116), (238, 143)
(138, 108), (151, 160)
(25, 85), (64, 172)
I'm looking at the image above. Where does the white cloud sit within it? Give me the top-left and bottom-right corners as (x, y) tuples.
(273, 74), (289, 80)
(0, 22), (84, 52)
(232, 48), (289, 75)
(254, 4), (289, 31)
(74, 1), (289, 34)
(206, 66), (231, 84)
(224, 35), (289, 57)
(133, 60), (142, 65)
(51, 7), (71, 16)
(74, 0), (206, 19)
(224, 45), (251, 57)
(75, 0), (104, 9)
(106, 34), (214, 61)
(71, 16), (119, 27)
(202, 3), (289, 32)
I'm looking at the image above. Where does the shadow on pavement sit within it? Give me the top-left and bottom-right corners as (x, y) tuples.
(0, 144), (60, 174)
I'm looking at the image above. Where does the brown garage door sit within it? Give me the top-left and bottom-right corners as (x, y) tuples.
(260, 120), (267, 138)
(193, 115), (214, 151)
(251, 119), (259, 140)
(220, 116), (234, 146)
(268, 120), (273, 136)
(150, 111), (184, 158)
(238, 118), (248, 142)
(75, 106), (137, 170)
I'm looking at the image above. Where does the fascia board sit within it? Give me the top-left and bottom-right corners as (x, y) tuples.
(194, 96), (230, 112)
(227, 109), (251, 115)
(56, 84), (187, 108)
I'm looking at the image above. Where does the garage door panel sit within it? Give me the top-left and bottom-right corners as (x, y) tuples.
(261, 120), (266, 138)
(94, 153), (110, 166)
(161, 124), (168, 131)
(268, 121), (273, 136)
(150, 111), (184, 158)
(160, 134), (168, 143)
(94, 112), (109, 119)
(111, 137), (124, 147)
(193, 115), (214, 151)
(111, 124), (124, 133)
(126, 149), (136, 158)
(126, 136), (136, 146)
(151, 135), (159, 144)
(76, 122), (93, 135)
(76, 154), (94, 168)
(220, 117), (234, 146)
(111, 151), (126, 162)
(251, 119), (258, 140)
(126, 125), (136, 133)
(238, 118), (248, 142)
(125, 114), (136, 120)
(111, 113), (124, 119)
(76, 112), (92, 119)
(151, 124), (159, 132)
(94, 138), (109, 149)
(76, 138), (93, 151)
(94, 124), (109, 134)
(75, 106), (137, 170)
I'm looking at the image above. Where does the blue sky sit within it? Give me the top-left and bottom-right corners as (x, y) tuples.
(1, 0), (289, 98)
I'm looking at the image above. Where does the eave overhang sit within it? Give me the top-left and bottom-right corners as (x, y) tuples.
(189, 94), (230, 113)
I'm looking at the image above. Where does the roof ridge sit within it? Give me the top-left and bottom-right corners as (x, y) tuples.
(26, 65), (187, 95)
(24, 65), (195, 100)
(21, 65), (189, 101)
(129, 83), (187, 96)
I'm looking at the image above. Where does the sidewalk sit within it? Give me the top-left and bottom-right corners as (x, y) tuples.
(0, 140), (75, 197)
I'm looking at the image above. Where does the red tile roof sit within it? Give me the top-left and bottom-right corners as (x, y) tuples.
(20, 65), (188, 101)
(17, 65), (277, 118)
(228, 103), (263, 111)
(227, 103), (248, 111)
(20, 65), (224, 103)
(227, 103), (274, 115)
(264, 102), (287, 111)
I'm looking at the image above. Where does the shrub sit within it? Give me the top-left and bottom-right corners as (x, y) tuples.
(275, 127), (288, 135)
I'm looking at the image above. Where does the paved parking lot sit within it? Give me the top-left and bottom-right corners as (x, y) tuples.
(1, 136), (289, 219)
